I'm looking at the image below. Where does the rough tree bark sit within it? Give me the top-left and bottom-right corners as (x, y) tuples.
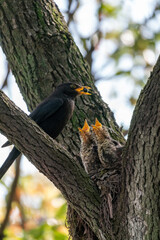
(0, 0), (159, 239)
(121, 62), (160, 240)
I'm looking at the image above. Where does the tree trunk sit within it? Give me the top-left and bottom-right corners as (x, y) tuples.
(120, 60), (160, 240)
(0, 0), (159, 239)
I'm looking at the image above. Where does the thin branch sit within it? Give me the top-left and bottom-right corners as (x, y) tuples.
(0, 156), (21, 240)
(66, 0), (79, 25)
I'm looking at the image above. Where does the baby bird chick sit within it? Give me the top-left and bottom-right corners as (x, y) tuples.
(92, 119), (122, 168)
(79, 120), (101, 177)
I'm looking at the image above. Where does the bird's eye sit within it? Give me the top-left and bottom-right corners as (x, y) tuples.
(70, 84), (77, 89)
(83, 88), (88, 92)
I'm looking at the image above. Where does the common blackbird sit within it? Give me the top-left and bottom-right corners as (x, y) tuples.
(92, 118), (122, 168)
(0, 82), (91, 179)
(78, 119), (101, 177)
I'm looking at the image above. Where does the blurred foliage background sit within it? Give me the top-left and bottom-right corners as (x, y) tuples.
(0, 0), (160, 239)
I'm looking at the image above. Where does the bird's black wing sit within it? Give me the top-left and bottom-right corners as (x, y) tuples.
(0, 147), (21, 179)
(29, 98), (64, 124)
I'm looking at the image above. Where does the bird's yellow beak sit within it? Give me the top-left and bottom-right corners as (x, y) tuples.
(78, 119), (90, 133)
(92, 118), (102, 130)
(75, 86), (92, 95)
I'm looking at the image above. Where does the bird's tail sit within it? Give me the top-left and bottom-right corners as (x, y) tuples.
(1, 140), (11, 148)
(0, 147), (21, 179)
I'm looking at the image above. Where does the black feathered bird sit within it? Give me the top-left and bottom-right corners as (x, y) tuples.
(0, 82), (91, 179)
